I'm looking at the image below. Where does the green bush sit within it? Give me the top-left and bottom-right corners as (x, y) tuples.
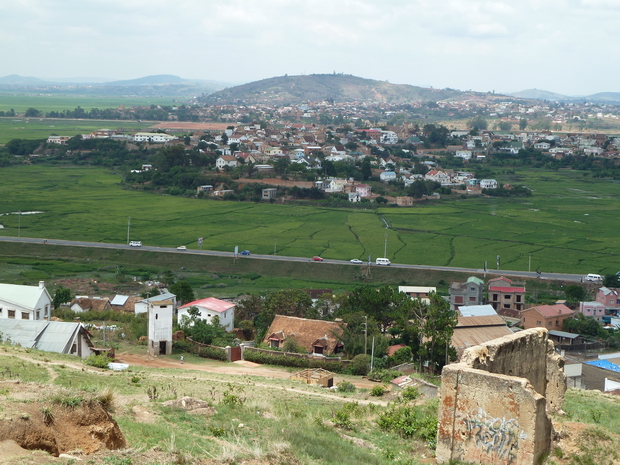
(400, 386), (420, 402)
(370, 385), (387, 397)
(377, 403), (438, 447)
(349, 354), (370, 376)
(243, 349), (347, 373)
(337, 381), (356, 393)
(368, 368), (403, 383)
(172, 340), (193, 353)
(197, 346), (227, 361)
(85, 354), (110, 369)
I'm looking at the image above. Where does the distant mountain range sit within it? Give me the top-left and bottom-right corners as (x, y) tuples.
(508, 88), (620, 103)
(2, 73), (620, 104)
(0, 74), (229, 97)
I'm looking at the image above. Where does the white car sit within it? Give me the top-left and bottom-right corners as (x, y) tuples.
(177, 246), (187, 250)
(350, 259), (363, 264)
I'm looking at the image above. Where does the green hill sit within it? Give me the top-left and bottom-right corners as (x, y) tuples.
(202, 73), (467, 104)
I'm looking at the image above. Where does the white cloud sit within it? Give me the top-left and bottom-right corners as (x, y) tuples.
(0, 0), (618, 94)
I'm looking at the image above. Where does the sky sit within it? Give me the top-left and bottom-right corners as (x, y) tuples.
(1, 0), (619, 96)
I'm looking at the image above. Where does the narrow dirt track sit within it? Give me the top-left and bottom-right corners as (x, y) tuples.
(116, 352), (380, 389)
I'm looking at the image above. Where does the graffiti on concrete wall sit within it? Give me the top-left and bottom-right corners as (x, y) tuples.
(461, 408), (528, 462)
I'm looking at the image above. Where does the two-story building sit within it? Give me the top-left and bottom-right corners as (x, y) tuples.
(448, 277), (484, 311)
(487, 276), (525, 317)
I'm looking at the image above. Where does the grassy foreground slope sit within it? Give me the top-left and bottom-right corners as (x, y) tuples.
(1, 165), (619, 274)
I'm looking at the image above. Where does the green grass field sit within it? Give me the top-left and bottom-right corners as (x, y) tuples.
(0, 118), (158, 144)
(1, 165), (619, 274)
(0, 94), (177, 114)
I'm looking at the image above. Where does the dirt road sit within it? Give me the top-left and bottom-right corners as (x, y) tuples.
(116, 352), (379, 389)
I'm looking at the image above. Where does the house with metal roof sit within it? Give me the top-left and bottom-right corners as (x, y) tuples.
(451, 304), (513, 359)
(0, 281), (52, 321)
(0, 319), (94, 358)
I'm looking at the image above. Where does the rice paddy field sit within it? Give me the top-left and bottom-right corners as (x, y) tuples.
(0, 165), (619, 275)
(0, 94), (176, 114)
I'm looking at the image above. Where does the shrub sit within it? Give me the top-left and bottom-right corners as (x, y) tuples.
(370, 385), (387, 397)
(337, 381), (356, 393)
(350, 354), (371, 376)
(332, 410), (354, 430)
(85, 354), (110, 369)
(197, 346), (227, 361)
(368, 368), (403, 383)
(172, 340), (193, 353)
(400, 386), (420, 402)
(377, 403), (438, 447)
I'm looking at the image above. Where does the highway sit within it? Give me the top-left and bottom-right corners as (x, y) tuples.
(0, 236), (584, 283)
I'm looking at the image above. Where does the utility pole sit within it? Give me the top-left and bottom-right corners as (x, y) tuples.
(529, 253), (531, 272)
(370, 336), (375, 373)
(274, 238), (277, 255)
(18, 211), (21, 238)
(127, 217), (131, 245)
(363, 315), (368, 355)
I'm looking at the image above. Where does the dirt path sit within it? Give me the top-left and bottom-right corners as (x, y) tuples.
(116, 352), (379, 389)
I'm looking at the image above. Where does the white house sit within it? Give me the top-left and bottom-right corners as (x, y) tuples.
(148, 298), (174, 356)
(216, 155), (239, 169)
(0, 281), (52, 321)
(380, 171), (397, 182)
(480, 179), (499, 189)
(381, 131), (398, 144)
(425, 170), (452, 185)
(133, 132), (178, 143)
(177, 297), (235, 332)
(455, 151), (472, 160)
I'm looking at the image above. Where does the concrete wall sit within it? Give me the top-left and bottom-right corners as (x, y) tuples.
(436, 328), (566, 465)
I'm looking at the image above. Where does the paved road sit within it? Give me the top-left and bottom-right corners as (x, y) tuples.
(0, 235), (584, 282)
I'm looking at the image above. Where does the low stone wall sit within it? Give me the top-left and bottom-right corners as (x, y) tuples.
(436, 328), (566, 465)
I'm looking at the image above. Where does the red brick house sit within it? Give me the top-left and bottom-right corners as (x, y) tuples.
(520, 304), (574, 331)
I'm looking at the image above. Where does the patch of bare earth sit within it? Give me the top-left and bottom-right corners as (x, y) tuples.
(0, 381), (126, 462)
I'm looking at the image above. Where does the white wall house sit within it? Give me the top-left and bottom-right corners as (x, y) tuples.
(0, 281), (52, 321)
(480, 179), (499, 189)
(177, 297), (235, 332)
(215, 155), (239, 169)
(133, 132), (178, 143)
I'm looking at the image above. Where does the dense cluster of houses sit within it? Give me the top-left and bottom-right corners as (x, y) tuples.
(3, 275), (620, 392)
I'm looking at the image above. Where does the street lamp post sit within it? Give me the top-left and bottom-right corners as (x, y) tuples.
(127, 217), (131, 245)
